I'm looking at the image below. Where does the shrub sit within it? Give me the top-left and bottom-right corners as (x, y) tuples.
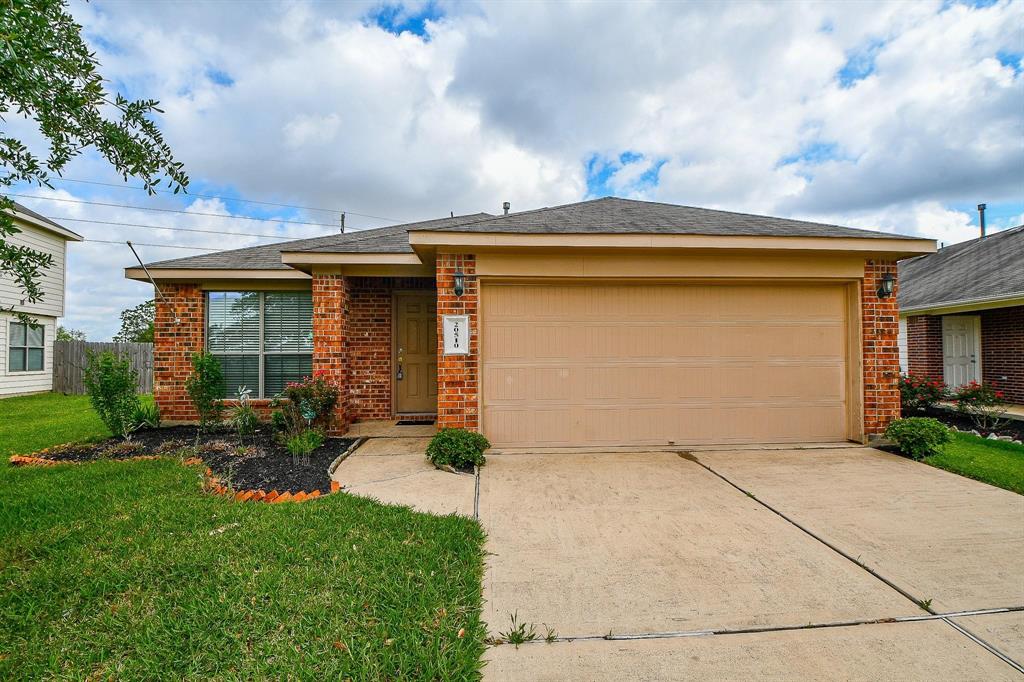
(426, 428), (490, 471)
(953, 380), (1008, 430)
(899, 373), (947, 411)
(270, 371), (339, 440)
(83, 351), (142, 439)
(287, 429), (324, 466)
(270, 410), (289, 434)
(185, 352), (223, 431)
(884, 417), (952, 460)
(132, 401), (161, 430)
(229, 385), (259, 442)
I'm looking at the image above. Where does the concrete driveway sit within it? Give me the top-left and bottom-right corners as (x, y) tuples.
(480, 447), (1024, 680)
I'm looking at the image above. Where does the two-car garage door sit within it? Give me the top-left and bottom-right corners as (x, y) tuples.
(480, 282), (850, 447)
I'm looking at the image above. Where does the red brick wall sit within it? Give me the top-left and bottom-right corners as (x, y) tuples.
(862, 260), (901, 436)
(981, 305), (1024, 404)
(312, 273), (350, 434)
(435, 254), (479, 430)
(906, 315), (943, 379)
(348, 277), (435, 420)
(153, 283), (204, 422)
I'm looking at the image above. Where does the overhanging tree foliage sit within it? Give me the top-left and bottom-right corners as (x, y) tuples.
(1, 0), (188, 318)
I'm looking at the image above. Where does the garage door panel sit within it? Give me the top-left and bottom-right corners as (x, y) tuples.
(482, 283), (849, 447)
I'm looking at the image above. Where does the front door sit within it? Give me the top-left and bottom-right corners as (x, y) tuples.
(942, 315), (980, 389)
(394, 292), (438, 414)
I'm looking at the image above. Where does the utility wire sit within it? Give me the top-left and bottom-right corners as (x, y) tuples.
(48, 215), (325, 241)
(2, 174), (405, 223)
(83, 238), (218, 251)
(9, 193), (344, 227)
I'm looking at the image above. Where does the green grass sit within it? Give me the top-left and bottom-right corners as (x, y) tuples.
(0, 392), (487, 678)
(926, 432), (1024, 495)
(0, 392), (154, 456)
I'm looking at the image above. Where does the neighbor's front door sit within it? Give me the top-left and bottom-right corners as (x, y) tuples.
(394, 292), (438, 414)
(942, 315), (980, 389)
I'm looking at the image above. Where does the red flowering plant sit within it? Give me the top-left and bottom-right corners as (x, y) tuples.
(268, 370), (339, 442)
(952, 380), (1008, 431)
(898, 373), (947, 411)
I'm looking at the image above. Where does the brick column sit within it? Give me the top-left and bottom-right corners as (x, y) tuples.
(906, 315), (943, 379)
(436, 253), (479, 430)
(153, 283), (204, 422)
(312, 273), (350, 435)
(862, 260), (900, 436)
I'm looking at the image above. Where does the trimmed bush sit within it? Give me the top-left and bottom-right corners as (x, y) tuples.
(884, 417), (952, 460)
(185, 352), (223, 431)
(83, 351), (142, 439)
(426, 428), (490, 471)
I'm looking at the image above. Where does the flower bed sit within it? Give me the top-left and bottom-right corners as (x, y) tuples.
(10, 425), (356, 495)
(905, 406), (1024, 442)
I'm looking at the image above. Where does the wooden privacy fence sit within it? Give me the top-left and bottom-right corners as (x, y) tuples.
(53, 340), (154, 395)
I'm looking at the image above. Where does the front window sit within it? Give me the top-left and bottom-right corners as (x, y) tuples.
(207, 291), (313, 398)
(8, 322), (45, 372)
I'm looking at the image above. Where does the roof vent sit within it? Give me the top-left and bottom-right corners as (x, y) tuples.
(503, 201), (510, 216)
(977, 203), (986, 238)
(340, 212), (346, 233)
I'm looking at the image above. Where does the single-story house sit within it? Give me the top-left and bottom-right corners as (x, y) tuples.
(898, 224), (1023, 403)
(126, 197), (934, 447)
(1, 203), (82, 397)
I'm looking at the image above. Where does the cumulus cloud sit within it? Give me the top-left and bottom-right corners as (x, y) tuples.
(5, 0), (1019, 338)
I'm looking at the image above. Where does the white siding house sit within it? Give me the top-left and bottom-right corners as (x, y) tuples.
(1, 204), (81, 397)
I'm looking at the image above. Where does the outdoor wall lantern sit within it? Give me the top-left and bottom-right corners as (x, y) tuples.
(453, 269), (466, 297)
(877, 271), (895, 299)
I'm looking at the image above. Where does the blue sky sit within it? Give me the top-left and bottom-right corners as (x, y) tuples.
(5, 0), (1020, 339)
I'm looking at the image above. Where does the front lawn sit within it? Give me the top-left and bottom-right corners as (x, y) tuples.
(0, 392), (153, 456)
(0, 459), (486, 679)
(925, 432), (1024, 495)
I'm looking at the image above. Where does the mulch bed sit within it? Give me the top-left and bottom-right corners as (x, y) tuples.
(21, 425), (356, 495)
(903, 407), (1024, 442)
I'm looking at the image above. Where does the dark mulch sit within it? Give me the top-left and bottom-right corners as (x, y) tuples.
(903, 407), (1024, 442)
(27, 425), (356, 494)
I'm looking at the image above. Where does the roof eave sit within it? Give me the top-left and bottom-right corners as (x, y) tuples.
(11, 209), (83, 241)
(124, 267), (310, 282)
(899, 292), (1024, 317)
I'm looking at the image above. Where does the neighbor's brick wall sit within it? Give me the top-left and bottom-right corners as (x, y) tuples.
(348, 277), (435, 420)
(981, 305), (1024, 404)
(312, 273), (350, 434)
(906, 315), (944, 379)
(862, 260), (901, 436)
(153, 283), (204, 422)
(436, 253), (479, 430)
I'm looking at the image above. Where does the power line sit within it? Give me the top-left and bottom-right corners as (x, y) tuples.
(48, 215), (323, 241)
(9, 193), (343, 227)
(83, 238), (218, 251)
(3, 174), (406, 224)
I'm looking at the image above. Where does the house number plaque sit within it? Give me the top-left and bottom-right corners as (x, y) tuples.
(442, 315), (470, 355)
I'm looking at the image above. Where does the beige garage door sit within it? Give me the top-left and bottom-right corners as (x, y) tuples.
(481, 282), (850, 447)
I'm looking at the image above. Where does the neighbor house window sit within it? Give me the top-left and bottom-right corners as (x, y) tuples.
(9, 322), (44, 372)
(206, 291), (313, 398)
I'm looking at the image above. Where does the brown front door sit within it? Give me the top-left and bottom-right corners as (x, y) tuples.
(394, 292), (438, 414)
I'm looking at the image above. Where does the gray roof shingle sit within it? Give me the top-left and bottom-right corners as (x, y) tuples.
(142, 213), (492, 269)
(898, 224), (1024, 311)
(425, 197), (917, 239)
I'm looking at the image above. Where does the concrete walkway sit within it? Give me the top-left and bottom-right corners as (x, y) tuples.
(480, 447), (1024, 680)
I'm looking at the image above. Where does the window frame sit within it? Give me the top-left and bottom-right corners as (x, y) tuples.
(204, 291), (313, 399)
(8, 321), (46, 374)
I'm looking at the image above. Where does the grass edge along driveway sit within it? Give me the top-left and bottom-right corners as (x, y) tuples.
(925, 431), (1024, 495)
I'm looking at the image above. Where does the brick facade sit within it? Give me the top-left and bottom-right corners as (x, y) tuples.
(906, 315), (944, 379)
(153, 283), (204, 422)
(348, 277), (435, 421)
(862, 260), (901, 436)
(435, 253), (479, 430)
(980, 305), (1024, 404)
(312, 273), (350, 434)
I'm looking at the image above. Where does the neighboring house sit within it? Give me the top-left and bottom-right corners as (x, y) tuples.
(125, 197), (934, 447)
(898, 224), (1023, 404)
(1, 203), (82, 397)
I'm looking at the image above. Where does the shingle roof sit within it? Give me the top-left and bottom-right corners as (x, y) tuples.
(143, 213), (493, 269)
(425, 197), (916, 239)
(898, 224), (1024, 311)
(11, 201), (65, 230)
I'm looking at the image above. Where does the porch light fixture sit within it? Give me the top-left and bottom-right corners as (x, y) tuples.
(877, 271), (895, 299)
(453, 269), (465, 297)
